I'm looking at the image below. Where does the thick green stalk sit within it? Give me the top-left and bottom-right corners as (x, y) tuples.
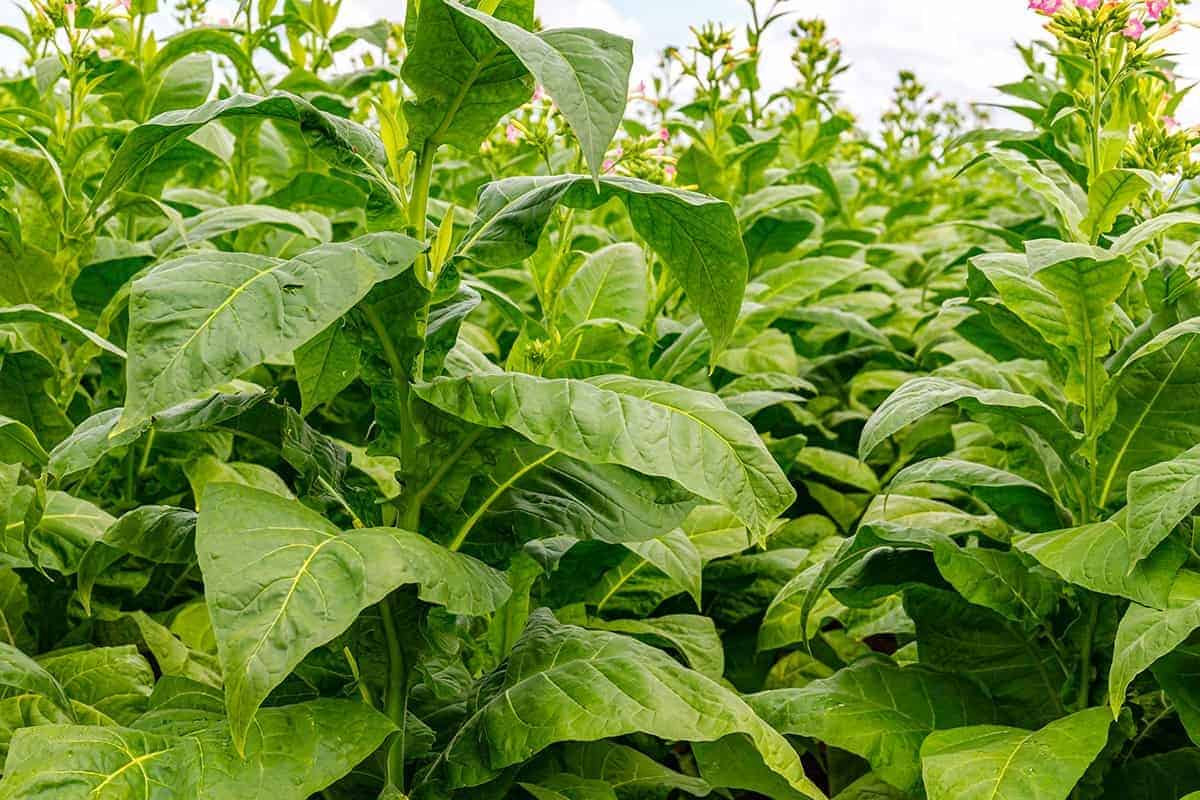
(380, 593), (409, 790)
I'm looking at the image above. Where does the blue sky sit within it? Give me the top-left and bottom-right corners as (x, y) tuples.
(1, 1), (1198, 127)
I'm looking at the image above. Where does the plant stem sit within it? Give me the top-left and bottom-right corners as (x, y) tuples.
(1076, 594), (1099, 710)
(380, 593), (409, 790)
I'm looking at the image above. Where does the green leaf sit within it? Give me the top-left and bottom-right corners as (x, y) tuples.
(1152, 642), (1200, 746)
(977, 150), (1085, 240)
(0, 350), (73, 449)
(294, 319), (361, 416)
(1110, 211), (1200, 255)
(932, 542), (1060, 623)
(147, 204), (324, 256)
(197, 483), (508, 752)
(588, 614), (724, 679)
(1098, 318), (1200, 506)
(1126, 443), (1200, 564)
(1080, 169), (1153, 243)
(457, 175), (748, 360)
(40, 645), (154, 724)
(556, 243), (649, 332)
(401, 0), (536, 156)
(93, 92), (387, 209)
(423, 610), (826, 799)
(443, 1), (633, 180)
(920, 707), (1111, 800)
(1027, 239), (1132, 363)
(748, 656), (997, 791)
(0, 699), (394, 799)
(119, 233), (422, 432)
(0, 305), (126, 359)
(1015, 521), (1185, 609)
(0, 642), (73, 720)
(859, 376), (1075, 460)
(0, 416), (46, 466)
(904, 587), (1067, 725)
(545, 740), (713, 798)
(1108, 571), (1200, 717)
(414, 373), (793, 538)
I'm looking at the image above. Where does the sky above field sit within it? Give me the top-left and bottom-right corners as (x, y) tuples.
(2, 1), (1199, 128)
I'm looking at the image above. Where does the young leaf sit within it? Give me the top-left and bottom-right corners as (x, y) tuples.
(1080, 168), (1153, 243)
(458, 175), (748, 360)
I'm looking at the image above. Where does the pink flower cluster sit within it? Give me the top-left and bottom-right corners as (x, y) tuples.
(1147, 0), (1170, 18)
(1028, 0), (1063, 13)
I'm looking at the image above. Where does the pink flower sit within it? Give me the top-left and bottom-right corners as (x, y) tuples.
(1165, 115), (1180, 131)
(532, 86), (545, 101)
(664, 165), (677, 180)
(119, 0), (131, 9)
(1147, 0), (1169, 19)
(505, 123), (520, 143)
(635, 81), (646, 95)
(602, 159), (615, 173)
(1076, 0), (1100, 9)
(658, 127), (669, 142)
(614, 146), (624, 158)
(218, 17), (230, 25)
(1028, 0), (1062, 14)
(1124, 15), (1146, 38)
(64, 2), (76, 14)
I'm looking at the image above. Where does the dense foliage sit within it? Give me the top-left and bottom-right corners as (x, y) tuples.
(3, 0), (1200, 797)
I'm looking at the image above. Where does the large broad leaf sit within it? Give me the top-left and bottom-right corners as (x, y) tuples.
(1107, 571), (1200, 717)
(196, 483), (509, 752)
(401, 0), (535, 155)
(457, 175), (748, 360)
(1126, 443), (1200, 564)
(0, 699), (393, 799)
(93, 92), (386, 209)
(920, 707), (1111, 800)
(1111, 211), (1200, 255)
(859, 376), (1075, 460)
(420, 610), (826, 799)
(747, 657), (997, 792)
(1015, 521), (1185, 609)
(414, 373), (793, 538)
(441, 1), (632, 180)
(904, 587), (1067, 725)
(119, 233), (422, 432)
(1098, 319), (1200, 505)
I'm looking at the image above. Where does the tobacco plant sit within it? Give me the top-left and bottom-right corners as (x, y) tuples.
(1, 0), (1200, 798)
